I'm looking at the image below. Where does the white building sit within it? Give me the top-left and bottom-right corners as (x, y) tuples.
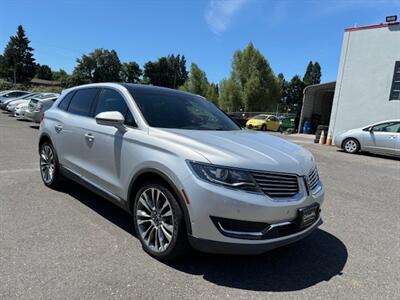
(299, 20), (400, 140)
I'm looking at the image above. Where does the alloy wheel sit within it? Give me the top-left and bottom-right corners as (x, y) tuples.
(40, 145), (55, 184)
(136, 188), (175, 253)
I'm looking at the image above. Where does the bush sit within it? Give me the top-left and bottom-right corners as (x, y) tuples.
(0, 79), (63, 93)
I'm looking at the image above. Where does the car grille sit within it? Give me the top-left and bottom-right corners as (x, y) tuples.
(251, 171), (299, 198)
(308, 167), (320, 193)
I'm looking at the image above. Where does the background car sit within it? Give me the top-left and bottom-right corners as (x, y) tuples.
(0, 90), (31, 107)
(279, 116), (296, 132)
(334, 120), (400, 157)
(24, 93), (59, 123)
(246, 114), (281, 131)
(4, 93), (40, 111)
(14, 102), (29, 118)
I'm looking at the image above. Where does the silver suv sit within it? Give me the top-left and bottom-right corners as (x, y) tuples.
(39, 83), (324, 260)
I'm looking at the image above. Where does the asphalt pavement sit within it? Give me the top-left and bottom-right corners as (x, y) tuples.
(1, 112), (399, 299)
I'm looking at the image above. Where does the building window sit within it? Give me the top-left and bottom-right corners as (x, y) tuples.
(389, 61), (400, 101)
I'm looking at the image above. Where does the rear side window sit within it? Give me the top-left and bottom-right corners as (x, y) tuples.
(68, 88), (99, 117)
(94, 88), (137, 127)
(58, 91), (75, 111)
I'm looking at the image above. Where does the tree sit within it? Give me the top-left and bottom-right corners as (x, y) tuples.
(286, 75), (305, 113)
(36, 64), (53, 80)
(2, 25), (36, 83)
(303, 61), (321, 86)
(72, 48), (121, 84)
(206, 83), (219, 106)
(143, 54), (188, 88)
(120, 62), (142, 83)
(218, 79), (242, 112)
(52, 69), (72, 87)
(220, 42), (280, 112)
(180, 63), (209, 96)
(277, 73), (289, 112)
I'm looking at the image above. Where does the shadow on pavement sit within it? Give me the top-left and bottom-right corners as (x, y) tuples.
(337, 149), (400, 161)
(58, 180), (347, 292)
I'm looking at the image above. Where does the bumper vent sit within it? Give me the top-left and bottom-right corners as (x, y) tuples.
(251, 171), (299, 198)
(308, 167), (320, 193)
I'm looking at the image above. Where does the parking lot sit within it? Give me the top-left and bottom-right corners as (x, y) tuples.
(1, 111), (399, 299)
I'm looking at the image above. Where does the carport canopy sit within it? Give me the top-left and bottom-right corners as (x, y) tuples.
(298, 81), (336, 133)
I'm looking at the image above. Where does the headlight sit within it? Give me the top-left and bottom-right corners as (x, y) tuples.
(187, 161), (259, 192)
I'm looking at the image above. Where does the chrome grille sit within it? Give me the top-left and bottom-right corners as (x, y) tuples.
(251, 171), (299, 198)
(308, 167), (320, 193)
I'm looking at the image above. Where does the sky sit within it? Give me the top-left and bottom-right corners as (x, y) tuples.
(0, 0), (399, 83)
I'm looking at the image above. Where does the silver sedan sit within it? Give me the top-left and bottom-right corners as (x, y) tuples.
(334, 120), (400, 157)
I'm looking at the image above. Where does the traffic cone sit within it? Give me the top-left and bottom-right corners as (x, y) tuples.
(319, 130), (326, 145)
(326, 131), (332, 146)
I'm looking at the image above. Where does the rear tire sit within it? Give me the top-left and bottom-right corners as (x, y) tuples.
(343, 138), (360, 154)
(39, 141), (64, 188)
(133, 180), (188, 261)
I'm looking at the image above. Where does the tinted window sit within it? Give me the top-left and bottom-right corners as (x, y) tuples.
(94, 89), (136, 127)
(127, 88), (240, 130)
(373, 122), (400, 133)
(58, 91), (75, 111)
(68, 88), (99, 116)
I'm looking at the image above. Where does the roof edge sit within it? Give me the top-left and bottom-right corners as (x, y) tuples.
(345, 22), (400, 32)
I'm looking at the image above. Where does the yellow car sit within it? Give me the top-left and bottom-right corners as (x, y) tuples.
(246, 114), (281, 131)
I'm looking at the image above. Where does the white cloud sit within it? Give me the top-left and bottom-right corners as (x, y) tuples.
(205, 0), (249, 35)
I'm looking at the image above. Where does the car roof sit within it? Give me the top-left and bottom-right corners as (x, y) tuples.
(62, 83), (202, 98)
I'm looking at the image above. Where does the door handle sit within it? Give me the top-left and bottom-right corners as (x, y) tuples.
(85, 133), (95, 142)
(54, 124), (63, 133)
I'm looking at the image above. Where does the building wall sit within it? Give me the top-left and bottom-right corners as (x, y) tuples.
(329, 24), (400, 139)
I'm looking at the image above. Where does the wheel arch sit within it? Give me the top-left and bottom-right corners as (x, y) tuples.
(38, 133), (53, 153)
(127, 168), (192, 234)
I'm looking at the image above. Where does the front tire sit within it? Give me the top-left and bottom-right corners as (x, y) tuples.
(343, 138), (360, 154)
(39, 142), (64, 188)
(261, 124), (267, 131)
(133, 180), (188, 260)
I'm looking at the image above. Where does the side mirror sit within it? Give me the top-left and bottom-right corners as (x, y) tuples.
(95, 111), (125, 127)
(369, 127), (374, 133)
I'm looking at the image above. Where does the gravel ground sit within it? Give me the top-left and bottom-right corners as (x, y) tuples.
(1, 112), (399, 299)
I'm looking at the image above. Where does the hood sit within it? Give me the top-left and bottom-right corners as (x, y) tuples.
(151, 128), (315, 176)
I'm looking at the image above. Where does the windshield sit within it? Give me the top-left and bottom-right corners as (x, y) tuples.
(127, 88), (240, 131)
(254, 115), (268, 120)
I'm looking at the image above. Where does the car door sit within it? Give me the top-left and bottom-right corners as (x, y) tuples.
(52, 88), (100, 176)
(80, 88), (138, 200)
(363, 122), (400, 155)
(267, 116), (279, 131)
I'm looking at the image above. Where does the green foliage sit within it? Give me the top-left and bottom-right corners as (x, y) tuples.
(72, 48), (122, 84)
(219, 42), (280, 112)
(120, 62), (142, 83)
(0, 79), (62, 93)
(218, 79), (241, 111)
(180, 63), (219, 106)
(303, 61), (321, 86)
(144, 54), (188, 88)
(2, 25), (36, 83)
(36, 64), (53, 80)
(52, 69), (73, 88)
(180, 63), (209, 96)
(286, 75), (305, 113)
(206, 83), (219, 106)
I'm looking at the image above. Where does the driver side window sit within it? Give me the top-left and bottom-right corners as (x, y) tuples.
(94, 88), (137, 127)
(372, 122), (400, 133)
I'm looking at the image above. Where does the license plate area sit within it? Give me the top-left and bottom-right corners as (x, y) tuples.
(298, 204), (319, 228)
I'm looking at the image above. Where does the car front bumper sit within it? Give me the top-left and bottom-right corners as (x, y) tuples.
(188, 217), (322, 254)
(183, 170), (325, 253)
